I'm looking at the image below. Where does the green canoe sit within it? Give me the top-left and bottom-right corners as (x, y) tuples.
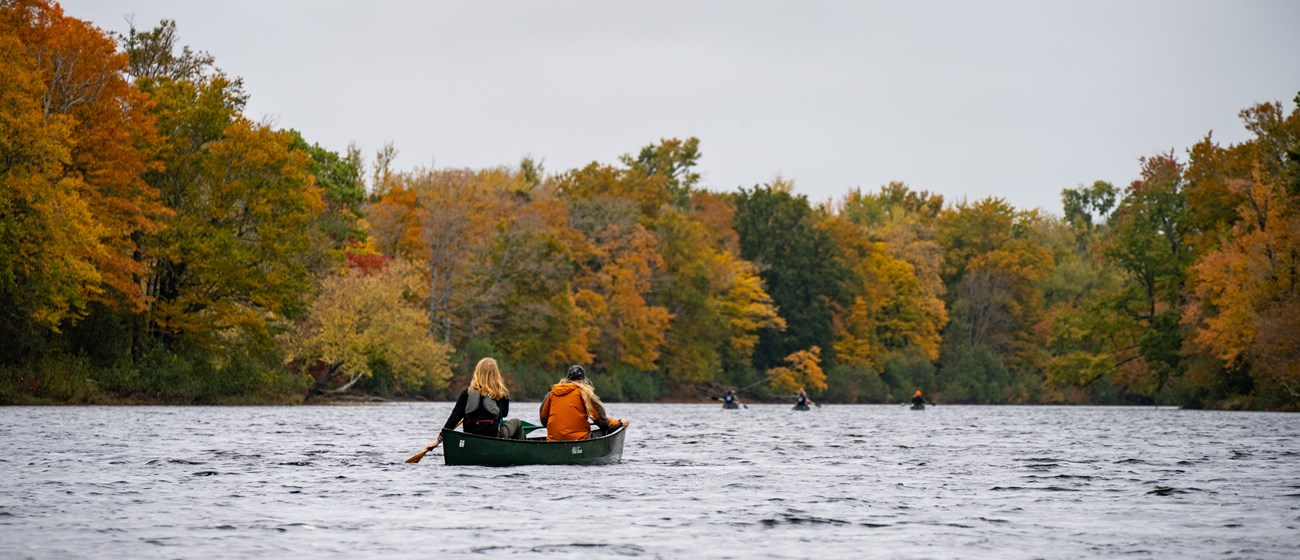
(441, 425), (627, 466)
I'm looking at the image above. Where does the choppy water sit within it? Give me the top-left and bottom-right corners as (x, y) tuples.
(1, 404), (1297, 559)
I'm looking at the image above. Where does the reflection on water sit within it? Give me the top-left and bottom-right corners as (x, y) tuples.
(1, 404), (1298, 559)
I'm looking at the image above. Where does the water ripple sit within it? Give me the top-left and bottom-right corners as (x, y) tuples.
(1, 404), (1297, 559)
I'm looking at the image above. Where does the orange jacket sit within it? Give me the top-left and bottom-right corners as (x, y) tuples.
(538, 383), (622, 441)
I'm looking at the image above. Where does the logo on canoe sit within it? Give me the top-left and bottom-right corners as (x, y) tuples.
(571, 446), (583, 455)
(459, 440), (465, 448)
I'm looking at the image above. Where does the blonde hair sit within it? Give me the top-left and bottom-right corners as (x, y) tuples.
(558, 376), (606, 421)
(469, 358), (509, 400)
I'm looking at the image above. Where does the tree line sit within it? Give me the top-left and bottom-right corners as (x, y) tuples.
(2, 1), (1297, 409)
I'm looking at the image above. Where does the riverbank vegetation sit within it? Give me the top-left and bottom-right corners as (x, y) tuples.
(2, 1), (1297, 409)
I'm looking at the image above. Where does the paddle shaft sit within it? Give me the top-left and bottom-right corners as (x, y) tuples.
(405, 418), (463, 464)
(404, 440), (440, 464)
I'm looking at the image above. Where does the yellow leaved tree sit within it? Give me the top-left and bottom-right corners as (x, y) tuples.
(767, 346), (827, 394)
(283, 258), (451, 399)
(0, 0), (164, 352)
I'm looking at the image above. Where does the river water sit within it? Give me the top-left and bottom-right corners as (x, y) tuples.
(1, 404), (1297, 559)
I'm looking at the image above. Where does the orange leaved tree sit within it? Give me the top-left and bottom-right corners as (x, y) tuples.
(0, 0), (163, 358)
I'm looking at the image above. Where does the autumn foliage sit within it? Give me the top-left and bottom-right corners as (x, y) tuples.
(1, 1), (1297, 409)
(1, 0), (162, 347)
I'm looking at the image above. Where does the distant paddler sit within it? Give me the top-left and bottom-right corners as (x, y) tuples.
(910, 390), (933, 410)
(792, 389), (814, 411)
(714, 389), (746, 409)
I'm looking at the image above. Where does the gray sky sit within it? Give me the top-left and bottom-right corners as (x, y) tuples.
(64, 0), (1300, 213)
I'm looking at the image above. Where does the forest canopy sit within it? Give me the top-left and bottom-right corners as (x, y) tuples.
(2, 1), (1297, 410)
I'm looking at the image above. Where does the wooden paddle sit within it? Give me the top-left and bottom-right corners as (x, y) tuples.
(406, 419), (462, 464)
(405, 440), (441, 464)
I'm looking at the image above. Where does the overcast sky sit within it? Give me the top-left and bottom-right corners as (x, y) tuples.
(64, 0), (1300, 213)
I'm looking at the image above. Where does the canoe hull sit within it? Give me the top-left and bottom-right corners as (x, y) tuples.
(441, 425), (626, 466)
(911, 404), (925, 410)
(722, 402), (740, 409)
(792, 404), (811, 411)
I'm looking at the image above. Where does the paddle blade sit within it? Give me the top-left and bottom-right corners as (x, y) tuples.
(405, 442), (439, 464)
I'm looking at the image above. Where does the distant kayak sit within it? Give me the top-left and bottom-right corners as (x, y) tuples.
(792, 403), (811, 411)
(723, 401), (740, 410)
(911, 403), (926, 411)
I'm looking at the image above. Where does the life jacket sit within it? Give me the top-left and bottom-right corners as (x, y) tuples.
(463, 389), (502, 436)
(465, 390), (500, 416)
(724, 393), (735, 403)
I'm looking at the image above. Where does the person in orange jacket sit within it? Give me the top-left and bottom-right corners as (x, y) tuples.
(538, 365), (629, 441)
(911, 390), (933, 408)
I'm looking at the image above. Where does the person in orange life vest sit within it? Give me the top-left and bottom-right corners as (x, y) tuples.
(426, 357), (525, 450)
(911, 390), (933, 407)
(538, 365), (628, 441)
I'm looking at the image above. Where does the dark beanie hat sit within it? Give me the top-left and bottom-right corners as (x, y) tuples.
(566, 365), (585, 381)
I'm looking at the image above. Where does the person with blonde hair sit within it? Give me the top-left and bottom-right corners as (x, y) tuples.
(538, 365), (629, 441)
(427, 357), (525, 449)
